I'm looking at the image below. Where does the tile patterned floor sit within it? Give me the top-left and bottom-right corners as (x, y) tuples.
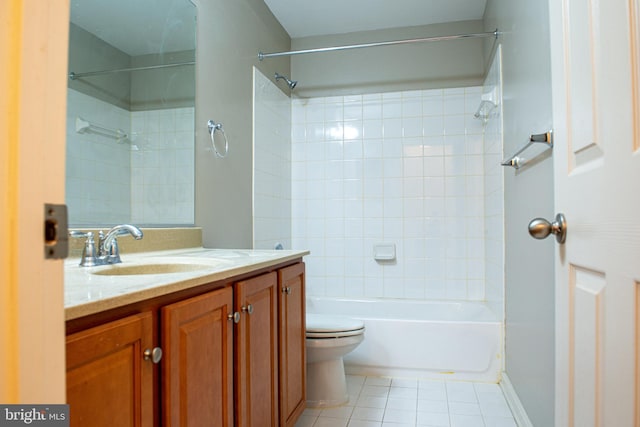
(295, 375), (517, 427)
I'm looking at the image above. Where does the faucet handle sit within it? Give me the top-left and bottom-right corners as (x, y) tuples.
(69, 231), (98, 267)
(106, 237), (122, 264)
(69, 230), (90, 239)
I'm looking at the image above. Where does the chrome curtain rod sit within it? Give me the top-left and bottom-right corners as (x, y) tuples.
(69, 61), (195, 80)
(258, 29), (499, 61)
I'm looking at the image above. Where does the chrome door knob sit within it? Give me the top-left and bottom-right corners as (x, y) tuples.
(241, 304), (253, 315)
(143, 347), (163, 364)
(528, 213), (567, 244)
(228, 312), (240, 323)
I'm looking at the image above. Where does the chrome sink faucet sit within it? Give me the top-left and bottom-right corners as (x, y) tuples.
(70, 224), (143, 267)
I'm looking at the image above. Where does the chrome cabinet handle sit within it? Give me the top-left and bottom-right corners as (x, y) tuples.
(143, 347), (163, 364)
(282, 287), (292, 295)
(528, 213), (567, 244)
(241, 304), (253, 315)
(228, 312), (240, 323)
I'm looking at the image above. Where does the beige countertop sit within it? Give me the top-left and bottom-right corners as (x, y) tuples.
(65, 247), (309, 321)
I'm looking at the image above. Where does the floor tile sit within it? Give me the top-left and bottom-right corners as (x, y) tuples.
(303, 408), (322, 417)
(294, 415), (317, 427)
(315, 417), (349, 427)
(383, 408), (417, 424)
(446, 383), (477, 404)
(362, 385), (391, 398)
(348, 375), (367, 386)
(448, 402), (481, 416)
(321, 405), (354, 419)
(382, 422), (416, 427)
(482, 416), (518, 427)
(365, 376), (393, 386)
(299, 375), (516, 427)
(351, 407), (385, 422)
(392, 378), (419, 389)
(417, 410), (450, 426)
(386, 397), (418, 411)
(389, 387), (418, 399)
(449, 413), (484, 427)
(348, 420), (383, 427)
(479, 400), (512, 418)
(417, 400), (448, 413)
(356, 395), (389, 409)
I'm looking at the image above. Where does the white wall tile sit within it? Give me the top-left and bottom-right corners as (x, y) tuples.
(290, 86), (499, 302)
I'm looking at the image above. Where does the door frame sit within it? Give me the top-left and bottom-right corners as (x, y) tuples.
(0, 0), (69, 402)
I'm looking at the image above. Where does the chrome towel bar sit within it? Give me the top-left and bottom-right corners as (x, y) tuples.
(501, 130), (553, 169)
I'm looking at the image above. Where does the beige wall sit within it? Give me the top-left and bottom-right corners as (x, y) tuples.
(69, 24), (195, 111)
(484, 1), (555, 425)
(68, 23), (131, 110)
(291, 20), (486, 97)
(194, 0), (290, 248)
(130, 50), (195, 110)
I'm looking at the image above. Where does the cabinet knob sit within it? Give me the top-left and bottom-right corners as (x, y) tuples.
(241, 304), (253, 315)
(228, 312), (240, 323)
(282, 287), (292, 295)
(143, 347), (163, 364)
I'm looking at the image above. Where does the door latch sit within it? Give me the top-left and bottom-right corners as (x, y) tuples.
(44, 203), (69, 259)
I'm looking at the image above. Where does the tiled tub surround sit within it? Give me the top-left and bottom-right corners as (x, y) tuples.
(482, 47), (505, 318)
(253, 68), (293, 249)
(66, 88), (195, 225)
(291, 87), (496, 301)
(66, 89), (131, 224)
(130, 107), (195, 224)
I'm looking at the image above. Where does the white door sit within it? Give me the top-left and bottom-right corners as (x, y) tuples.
(549, 0), (640, 426)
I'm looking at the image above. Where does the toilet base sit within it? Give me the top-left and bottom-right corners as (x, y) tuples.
(306, 358), (349, 407)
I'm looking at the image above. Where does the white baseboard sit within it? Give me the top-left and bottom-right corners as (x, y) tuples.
(500, 372), (533, 427)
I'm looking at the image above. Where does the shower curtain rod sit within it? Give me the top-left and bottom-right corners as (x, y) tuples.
(69, 61), (195, 80)
(258, 29), (499, 61)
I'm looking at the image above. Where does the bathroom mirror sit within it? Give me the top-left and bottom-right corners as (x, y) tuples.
(66, 0), (196, 227)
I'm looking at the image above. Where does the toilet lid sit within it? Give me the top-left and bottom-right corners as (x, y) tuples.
(306, 313), (365, 334)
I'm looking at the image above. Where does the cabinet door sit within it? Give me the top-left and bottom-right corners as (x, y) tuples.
(161, 287), (233, 427)
(278, 263), (307, 427)
(235, 272), (279, 427)
(66, 312), (154, 427)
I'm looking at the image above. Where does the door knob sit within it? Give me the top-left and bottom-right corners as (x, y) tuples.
(241, 304), (253, 315)
(143, 347), (163, 364)
(528, 213), (567, 243)
(228, 312), (240, 323)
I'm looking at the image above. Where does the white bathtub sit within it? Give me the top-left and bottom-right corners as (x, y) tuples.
(306, 297), (502, 383)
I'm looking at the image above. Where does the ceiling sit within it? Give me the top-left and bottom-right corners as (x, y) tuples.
(70, 0), (196, 56)
(263, 0), (488, 39)
(69, 0), (487, 56)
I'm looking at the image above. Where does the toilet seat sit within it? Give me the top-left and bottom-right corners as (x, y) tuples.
(306, 313), (365, 338)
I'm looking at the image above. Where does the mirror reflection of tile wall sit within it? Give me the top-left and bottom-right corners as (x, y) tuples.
(66, 88), (194, 225)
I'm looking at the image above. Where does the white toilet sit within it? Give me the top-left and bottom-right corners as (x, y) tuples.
(305, 313), (365, 407)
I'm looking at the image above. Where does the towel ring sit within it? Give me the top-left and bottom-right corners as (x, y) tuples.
(207, 119), (229, 158)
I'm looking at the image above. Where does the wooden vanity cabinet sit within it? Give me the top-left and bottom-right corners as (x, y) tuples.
(66, 261), (306, 427)
(234, 272), (279, 427)
(161, 286), (234, 427)
(278, 263), (306, 427)
(66, 312), (154, 427)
